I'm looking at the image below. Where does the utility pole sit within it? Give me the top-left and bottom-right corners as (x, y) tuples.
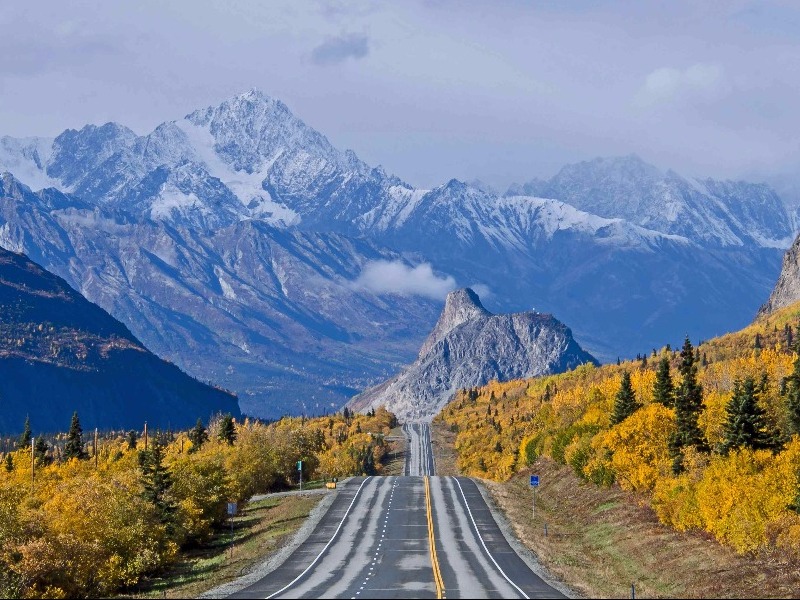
(31, 438), (34, 493)
(94, 427), (98, 468)
(143, 422), (148, 451)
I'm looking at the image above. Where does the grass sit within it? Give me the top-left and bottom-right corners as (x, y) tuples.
(122, 493), (323, 598)
(431, 421), (800, 599)
(382, 425), (408, 476)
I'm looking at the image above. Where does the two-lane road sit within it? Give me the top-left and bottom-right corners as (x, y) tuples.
(232, 423), (564, 599)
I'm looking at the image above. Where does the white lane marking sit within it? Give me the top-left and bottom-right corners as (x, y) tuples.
(452, 478), (530, 600)
(266, 477), (372, 600)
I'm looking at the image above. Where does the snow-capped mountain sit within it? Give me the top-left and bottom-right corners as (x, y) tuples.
(0, 90), (791, 417)
(508, 155), (794, 249)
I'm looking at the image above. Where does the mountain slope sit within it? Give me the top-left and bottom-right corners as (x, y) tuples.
(348, 288), (597, 421)
(0, 246), (239, 433)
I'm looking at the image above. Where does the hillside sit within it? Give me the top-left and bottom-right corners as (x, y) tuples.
(436, 301), (800, 556)
(0, 247), (239, 432)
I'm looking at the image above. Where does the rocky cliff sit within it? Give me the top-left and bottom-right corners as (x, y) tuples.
(759, 233), (800, 317)
(348, 288), (597, 421)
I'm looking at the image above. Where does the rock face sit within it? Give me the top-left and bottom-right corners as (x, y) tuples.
(0, 247), (240, 433)
(348, 289), (597, 422)
(758, 234), (800, 317)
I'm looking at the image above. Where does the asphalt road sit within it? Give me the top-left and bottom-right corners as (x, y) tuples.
(231, 423), (564, 599)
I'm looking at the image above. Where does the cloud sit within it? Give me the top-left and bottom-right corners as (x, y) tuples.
(634, 63), (728, 108)
(311, 32), (369, 66)
(468, 283), (493, 300)
(351, 260), (456, 299)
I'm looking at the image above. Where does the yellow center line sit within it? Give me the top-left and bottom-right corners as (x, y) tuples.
(425, 475), (445, 599)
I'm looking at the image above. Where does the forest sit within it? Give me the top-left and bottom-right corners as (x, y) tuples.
(0, 406), (397, 598)
(437, 302), (800, 557)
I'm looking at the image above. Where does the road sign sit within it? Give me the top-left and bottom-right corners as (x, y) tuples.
(297, 460), (302, 471)
(227, 502), (237, 515)
(530, 475), (540, 487)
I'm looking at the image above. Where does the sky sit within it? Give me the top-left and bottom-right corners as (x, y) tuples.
(2, 0), (800, 192)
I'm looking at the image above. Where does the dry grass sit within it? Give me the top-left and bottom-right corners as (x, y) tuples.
(124, 494), (323, 598)
(432, 422), (800, 599)
(431, 421), (459, 476)
(382, 426), (408, 476)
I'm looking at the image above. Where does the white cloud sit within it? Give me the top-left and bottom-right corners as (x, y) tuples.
(469, 283), (492, 300)
(351, 260), (456, 299)
(634, 63), (728, 108)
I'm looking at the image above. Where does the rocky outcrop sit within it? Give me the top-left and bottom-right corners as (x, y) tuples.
(759, 233), (800, 317)
(348, 288), (597, 422)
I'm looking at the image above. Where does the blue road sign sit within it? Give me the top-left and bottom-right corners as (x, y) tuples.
(530, 475), (540, 487)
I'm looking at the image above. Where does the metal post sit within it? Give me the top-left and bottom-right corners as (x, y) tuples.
(631, 583), (636, 599)
(31, 438), (34, 493)
(94, 428), (98, 468)
(532, 486), (536, 520)
(544, 523), (548, 537)
(144, 422), (148, 451)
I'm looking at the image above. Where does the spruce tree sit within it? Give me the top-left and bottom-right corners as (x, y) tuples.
(33, 435), (50, 465)
(785, 349), (800, 436)
(652, 356), (675, 407)
(669, 337), (709, 473)
(64, 411), (87, 460)
(138, 441), (176, 529)
(126, 430), (138, 451)
(721, 377), (775, 454)
(217, 414), (236, 446)
(611, 371), (641, 425)
(17, 416), (31, 450)
(4, 454), (12, 473)
(188, 418), (208, 452)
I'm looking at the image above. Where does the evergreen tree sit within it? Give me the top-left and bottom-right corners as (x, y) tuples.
(342, 407), (351, 421)
(611, 371), (641, 425)
(652, 356), (675, 407)
(4, 454), (12, 472)
(33, 435), (51, 465)
(126, 430), (138, 451)
(754, 333), (763, 350)
(64, 411), (88, 460)
(17, 416), (31, 450)
(138, 441), (176, 529)
(217, 414), (236, 446)
(721, 377), (775, 454)
(669, 337), (709, 473)
(187, 418), (208, 452)
(784, 349), (800, 436)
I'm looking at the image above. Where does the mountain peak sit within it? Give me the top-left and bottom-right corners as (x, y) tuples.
(418, 288), (490, 357)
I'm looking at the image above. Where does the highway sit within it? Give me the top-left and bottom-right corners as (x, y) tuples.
(231, 423), (564, 599)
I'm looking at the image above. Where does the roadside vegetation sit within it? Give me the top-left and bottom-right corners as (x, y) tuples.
(0, 406), (397, 598)
(436, 301), (800, 561)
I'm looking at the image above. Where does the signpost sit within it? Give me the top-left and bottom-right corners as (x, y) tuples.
(227, 502), (237, 558)
(530, 474), (540, 519)
(297, 460), (303, 492)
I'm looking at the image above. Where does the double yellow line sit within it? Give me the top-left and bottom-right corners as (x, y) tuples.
(424, 476), (445, 599)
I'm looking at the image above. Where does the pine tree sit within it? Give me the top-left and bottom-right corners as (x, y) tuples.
(4, 454), (12, 472)
(721, 377), (775, 453)
(217, 414), (236, 446)
(126, 430), (138, 451)
(64, 411), (88, 460)
(785, 349), (800, 436)
(669, 337), (709, 473)
(754, 333), (763, 350)
(611, 371), (641, 425)
(187, 418), (208, 452)
(652, 356), (675, 407)
(17, 416), (31, 450)
(138, 441), (176, 529)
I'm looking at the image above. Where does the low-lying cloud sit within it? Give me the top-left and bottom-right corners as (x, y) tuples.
(634, 63), (728, 108)
(351, 260), (456, 299)
(311, 32), (369, 66)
